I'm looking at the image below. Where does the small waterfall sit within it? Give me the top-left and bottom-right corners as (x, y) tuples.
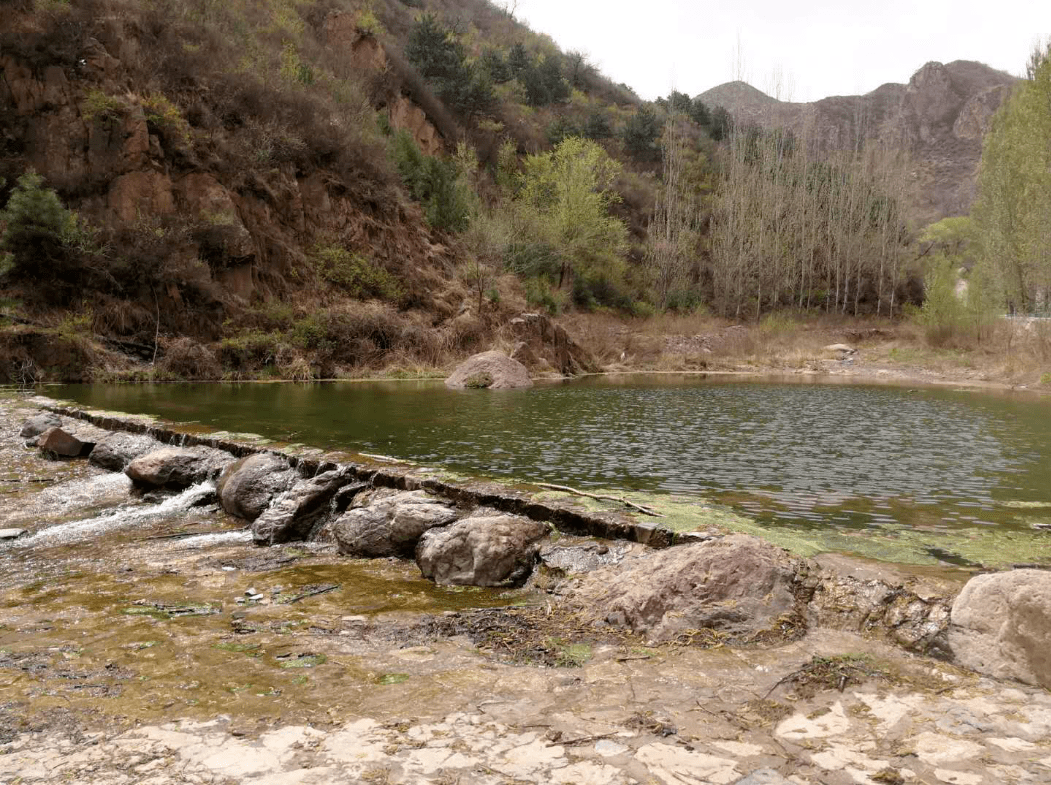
(13, 481), (217, 548)
(0, 473), (132, 527)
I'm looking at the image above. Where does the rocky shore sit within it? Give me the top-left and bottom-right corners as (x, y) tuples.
(1, 392), (1049, 785)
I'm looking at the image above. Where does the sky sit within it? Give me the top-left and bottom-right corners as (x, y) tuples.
(509, 0), (1051, 102)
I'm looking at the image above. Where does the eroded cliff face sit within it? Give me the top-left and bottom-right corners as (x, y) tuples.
(0, 4), (452, 327)
(700, 61), (1018, 221)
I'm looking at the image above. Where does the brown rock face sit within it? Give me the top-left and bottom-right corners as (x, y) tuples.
(948, 569), (1051, 688)
(506, 313), (598, 376)
(416, 516), (550, 587)
(699, 60), (1018, 221)
(572, 534), (804, 643)
(445, 351), (533, 390)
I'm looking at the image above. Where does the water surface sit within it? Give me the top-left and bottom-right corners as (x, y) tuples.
(52, 376), (1051, 543)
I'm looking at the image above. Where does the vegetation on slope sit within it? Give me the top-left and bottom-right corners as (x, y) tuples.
(0, 0), (1048, 384)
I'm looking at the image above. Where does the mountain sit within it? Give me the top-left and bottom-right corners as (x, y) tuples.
(699, 61), (1019, 221)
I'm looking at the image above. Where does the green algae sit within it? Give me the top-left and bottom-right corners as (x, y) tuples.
(534, 487), (1051, 569)
(375, 673), (410, 685)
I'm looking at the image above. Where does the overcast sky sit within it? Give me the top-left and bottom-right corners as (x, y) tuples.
(510, 0), (1051, 102)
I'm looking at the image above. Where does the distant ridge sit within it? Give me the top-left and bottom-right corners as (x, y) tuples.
(699, 61), (1019, 221)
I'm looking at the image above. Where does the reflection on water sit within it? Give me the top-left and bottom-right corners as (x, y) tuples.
(52, 376), (1051, 532)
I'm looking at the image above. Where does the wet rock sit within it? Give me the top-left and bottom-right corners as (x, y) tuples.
(126, 446), (234, 488)
(444, 351), (533, 390)
(89, 432), (160, 471)
(20, 412), (63, 439)
(948, 569), (1051, 688)
(252, 469), (359, 545)
(36, 427), (92, 458)
(416, 516), (550, 587)
(572, 534), (804, 643)
(0, 528), (26, 541)
(217, 453), (297, 521)
(333, 491), (458, 557)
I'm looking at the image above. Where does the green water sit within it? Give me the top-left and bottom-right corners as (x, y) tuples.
(52, 376), (1051, 563)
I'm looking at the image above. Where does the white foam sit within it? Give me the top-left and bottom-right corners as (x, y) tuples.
(14, 481), (216, 548)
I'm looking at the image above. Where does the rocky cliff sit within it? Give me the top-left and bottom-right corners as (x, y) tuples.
(700, 61), (1018, 222)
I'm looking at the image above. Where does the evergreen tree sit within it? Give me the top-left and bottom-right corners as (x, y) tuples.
(623, 106), (661, 162)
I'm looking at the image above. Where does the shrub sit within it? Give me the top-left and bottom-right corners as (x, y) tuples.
(141, 92), (190, 144)
(81, 89), (124, 127)
(920, 257), (964, 345)
(312, 245), (403, 301)
(159, 337), (221, 379)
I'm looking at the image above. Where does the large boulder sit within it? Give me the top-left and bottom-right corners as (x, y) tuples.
(571, 534), (803, 643)
(415, 516), (550, 587)
(948, 569), (1051, 688)
(126, 447), (234, 488)
(507, 312), (599, 375)
(252, 469), (359, 545)
(20, 412), (64, 439)
(444, 351), (533, 390)
(90, 432), (161, 471)
(216, 453), (297, 521)
(333, 490), (459, 557)
(37, 427), (93, 458)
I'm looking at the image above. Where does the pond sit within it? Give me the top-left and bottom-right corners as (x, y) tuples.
(51, 375), (1051, 565)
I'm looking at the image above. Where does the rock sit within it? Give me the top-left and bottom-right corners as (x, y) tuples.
(389, 498), (460, 550)
(333, 491), (458, 557)
(216, 453), (297, 521)
(572, 534), (804, 643)
(539, 543), (629, 574)
(89, 432), (161, 471)
(948, 569), (1051, 688)
(126, 447), (233, 488)
(508, 341), (540, 369)
(20, 412), (63, 439)
(823, 343), (856, 355)
(415, 516), (550, 587)
(445, 351), (533, 390)
(806, 556), (953, 653)
(36, 427), (92, 458)
(252, 469), (359, 545)
(507, 312), (599, 375)
(0, 528), (26, 541)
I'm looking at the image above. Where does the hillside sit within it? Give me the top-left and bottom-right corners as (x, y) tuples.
(700, 60), (1018, 221)
(0, 0), (672, 383)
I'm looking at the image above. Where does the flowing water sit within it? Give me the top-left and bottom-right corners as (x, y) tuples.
(51, 376), (1051, 554)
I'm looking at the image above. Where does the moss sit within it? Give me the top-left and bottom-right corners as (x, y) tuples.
(462, 372), (494, 389)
